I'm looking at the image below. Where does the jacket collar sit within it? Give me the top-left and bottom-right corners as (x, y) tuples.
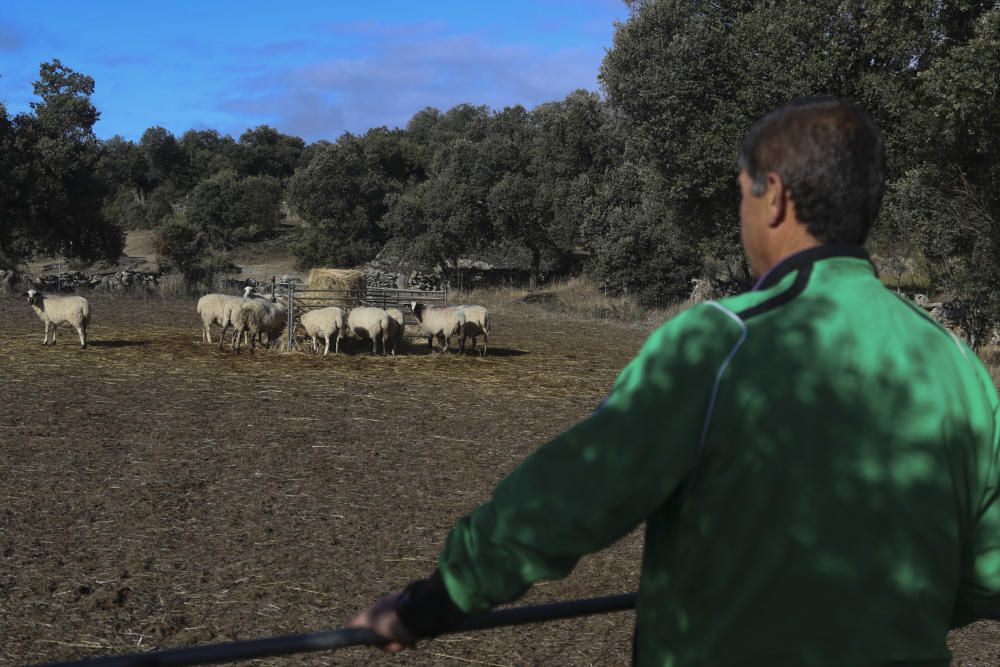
(754, 244), (874, 291)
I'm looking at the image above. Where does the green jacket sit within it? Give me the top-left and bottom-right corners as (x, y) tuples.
(436, 246), (1000, 666)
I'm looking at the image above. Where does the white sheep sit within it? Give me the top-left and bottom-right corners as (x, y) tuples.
(24, 289), (91, 348)
(386, 307), (405, 356)
(348, 307), (391, 354)
(243, 285), (273, 300)
(300, 307), (347, 356)
(458, 305), (491, 357)
(231, 287), (281, 348)
(410, 302), (466, 353)
(197, 293), (245, 347)
(232, 298), (287, 354)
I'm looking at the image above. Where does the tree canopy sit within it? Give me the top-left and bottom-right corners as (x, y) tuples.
(600, 0), (1000, 305)
(6, 10), (999, 321)
(1, 60), (123, 268)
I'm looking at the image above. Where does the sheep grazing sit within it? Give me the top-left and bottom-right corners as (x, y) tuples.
(300, 307), (347, 356)
(386, 307), (405, 356)
(458, 305), (491, 357)
(24, 289), (91, 349)
(232, 298), (287, 354)
(197, 293), (245, 347)
(348, 307), (391, 354)
(410, 302), (466, 353)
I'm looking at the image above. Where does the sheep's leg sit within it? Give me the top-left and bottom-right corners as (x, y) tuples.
(77, 324), (87, 349)
(203, 325), (212, 344)
(460, 333), (467, 353)
(218, 322), (230, 350)
(50, 323), (57, 345)
(335, 333), (341, 354)
(427, 336), (433, 351)
(481, 333), (487, 357)
(42, 321), (51, 345)
(323, 336), (330, 357)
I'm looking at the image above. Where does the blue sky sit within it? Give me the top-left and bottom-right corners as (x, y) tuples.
(0, 1), (629, 144)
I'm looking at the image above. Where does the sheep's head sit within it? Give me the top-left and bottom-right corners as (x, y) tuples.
(24, 289), (42, 307)
(243, 286), (255, 297)
(410, 302), (424, 321)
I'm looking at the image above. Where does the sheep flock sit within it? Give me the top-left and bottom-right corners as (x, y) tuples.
(21, 285), (492, 358)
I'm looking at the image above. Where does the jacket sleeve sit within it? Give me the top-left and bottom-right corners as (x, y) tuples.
(436, 304), (744, 613)
(954, 358), (1000, 625)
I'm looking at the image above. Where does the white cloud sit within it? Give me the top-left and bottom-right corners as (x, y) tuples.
(216, 22), (604, 142)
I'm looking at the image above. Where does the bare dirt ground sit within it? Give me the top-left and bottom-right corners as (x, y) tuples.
(1, 293), (999, 666)
(1, 294), (646, 666)
(120, 230), (160, 270)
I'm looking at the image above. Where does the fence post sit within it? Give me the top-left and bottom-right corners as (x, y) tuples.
(286, 282), (295, 353)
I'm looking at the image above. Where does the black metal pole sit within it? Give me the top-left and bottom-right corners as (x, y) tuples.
(33, 592), (637, 667)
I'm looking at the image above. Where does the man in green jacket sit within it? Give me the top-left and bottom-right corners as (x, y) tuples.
(349, 96), (1000, 665)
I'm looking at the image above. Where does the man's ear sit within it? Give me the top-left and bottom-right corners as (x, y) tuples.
(765, 172), (789, 228)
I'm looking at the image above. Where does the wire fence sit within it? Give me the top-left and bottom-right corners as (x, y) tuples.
(259, 280), (448, 352)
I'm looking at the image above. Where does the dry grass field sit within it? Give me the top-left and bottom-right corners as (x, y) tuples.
(0, 291), (649, 666)
(1, 287), (999, 666)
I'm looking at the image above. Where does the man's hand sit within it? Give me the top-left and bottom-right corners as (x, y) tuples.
(347, 591), (418, 653)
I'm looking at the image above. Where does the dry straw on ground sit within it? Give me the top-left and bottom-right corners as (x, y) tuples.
(3, 283), (999, 666)
(0, 290), (650, 666)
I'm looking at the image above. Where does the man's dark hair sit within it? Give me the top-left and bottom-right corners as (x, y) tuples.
(738, 96), (885, 244)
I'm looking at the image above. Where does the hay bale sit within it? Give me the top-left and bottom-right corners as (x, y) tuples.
(308, 268), (366, 291)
